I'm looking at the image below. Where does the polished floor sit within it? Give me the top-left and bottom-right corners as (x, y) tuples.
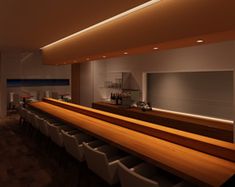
(0, 114), (120, 187)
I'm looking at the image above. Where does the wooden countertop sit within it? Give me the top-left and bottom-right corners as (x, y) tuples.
(30, 101), (235, 187)
(93, 102), (233, 142)
(94, 102), (233, 131)
(43, 98), (235, 163)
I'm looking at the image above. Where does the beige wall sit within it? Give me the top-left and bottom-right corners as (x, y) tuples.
(72, 40), (235, 142)
(79, 61), (94, 107)
(233, 42), (235, 142)
(2, 51), (71, 79)
(0, 51), (71, 117)
(74, 41), (235, 105)
(71, 63), (80, 104)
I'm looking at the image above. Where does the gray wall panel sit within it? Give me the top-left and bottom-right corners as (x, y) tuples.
(147, 71), (233, 120)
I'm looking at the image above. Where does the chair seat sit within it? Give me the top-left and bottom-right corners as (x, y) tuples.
(83, 142), (127, 185)
(48, 123), (66, 147)
(62, 131), (94, 161)
(118, 159), (182, 187)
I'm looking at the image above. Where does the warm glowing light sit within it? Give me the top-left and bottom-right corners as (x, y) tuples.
(41, 0), (161, 49)
(124, 52), (128, 55)
(152, 107), (233, 124)
(102, 56), (106, 58)
(153, 47), (159, 50)
(196, 39), (204, 43)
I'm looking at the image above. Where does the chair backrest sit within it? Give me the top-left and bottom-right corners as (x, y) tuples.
(74, 133), (94, 144)
(83, 142), (111, 183)
(25, 110), (33, 123)
(39, 119), (49, 136)
(18, 107), (27, 119)
(38, 116), (45, 128)
(32, 115), (41, 129)
(118, 162), (159, 187)
(48, 123), (64, 147)
(61, 131), (86, 161)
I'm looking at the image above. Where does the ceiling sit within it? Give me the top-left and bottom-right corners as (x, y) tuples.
(1, 0), (235, 64)
(0, 0), (149, 51)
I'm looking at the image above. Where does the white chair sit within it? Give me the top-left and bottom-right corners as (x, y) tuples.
(118, 161), (183, 187)
(18, 106), (27, 125)
(83, 142), (128, 185)
(37, 117), (47, 135)
(34, 112), (50, 131)
(48, 123), (74, 147)
(33, 114), (43, 130)
(25, 109), (33, 124)
(39, 119), (50, 137)
(19, 108), (34, 132)
(61, 130), (93, 161)
(48, 123), (65, 147)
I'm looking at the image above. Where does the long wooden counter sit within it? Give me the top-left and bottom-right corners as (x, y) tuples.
(29, 100), (235, 187)
(43, 98), (235, 163)
(93, 102), (233, 142)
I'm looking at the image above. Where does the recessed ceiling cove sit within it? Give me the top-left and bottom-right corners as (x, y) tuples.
(0, 0), (149, 51)
(42, 0), (235, 64)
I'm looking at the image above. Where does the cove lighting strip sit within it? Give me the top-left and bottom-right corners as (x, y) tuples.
(152, 107), (233, 124)
(41, 0), (161, 49)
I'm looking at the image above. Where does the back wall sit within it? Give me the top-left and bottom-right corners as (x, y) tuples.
(72, 40), (235, 141)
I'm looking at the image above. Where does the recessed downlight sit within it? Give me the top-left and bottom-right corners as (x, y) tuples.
(153, 47), (159, 50)
(196, 39), (204, 43)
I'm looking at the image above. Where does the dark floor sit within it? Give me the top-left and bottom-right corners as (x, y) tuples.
(0, 114), (120, 187)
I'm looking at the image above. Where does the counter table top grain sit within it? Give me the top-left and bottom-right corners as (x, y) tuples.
(42, 98), (235, 163)
(92, 102), (233, 142)
(29, 101), (235, 187)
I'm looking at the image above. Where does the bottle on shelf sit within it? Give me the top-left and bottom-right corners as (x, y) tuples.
(115, 93), (119, 105)
(118, 93), (122, 105)
(110, 92), (115, 104)
(110, 92), (113, 102)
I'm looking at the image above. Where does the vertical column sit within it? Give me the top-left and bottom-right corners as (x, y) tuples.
(233, 42), (235, 143)
(142, 72), (147, 102)
(234, 70), (235, 143)
(71, 63), (80, 104)
(0, 79), (7, 117)
(0, 53), (7, 117)
(79, 61), (94, 107)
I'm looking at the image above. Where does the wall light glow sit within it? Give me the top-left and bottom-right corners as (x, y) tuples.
(152, 107), (233, 124)
(41, 0), (161, 49)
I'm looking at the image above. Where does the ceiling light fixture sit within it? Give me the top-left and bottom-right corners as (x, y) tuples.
(41, 0), (161, 49)
(196, 39), (204, 43)
(153, 47), (159, 50)
(124, 52), (128, 55)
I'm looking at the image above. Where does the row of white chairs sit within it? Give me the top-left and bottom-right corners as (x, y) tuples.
(18, 106), (194, 187)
